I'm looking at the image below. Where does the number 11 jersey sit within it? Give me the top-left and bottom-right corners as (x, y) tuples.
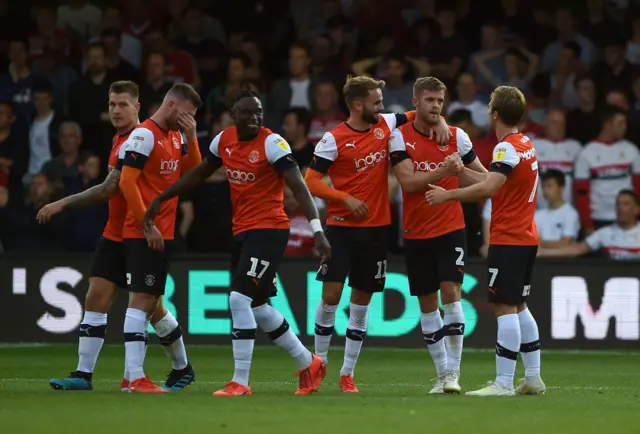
(489, 133), (539, 246)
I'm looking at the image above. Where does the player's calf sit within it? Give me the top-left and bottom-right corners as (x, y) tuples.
(441, 282), (465, 394)
(314, 282), (343, 365)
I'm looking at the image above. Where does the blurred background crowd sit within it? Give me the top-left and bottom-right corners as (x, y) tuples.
(0, 0), (639, 259)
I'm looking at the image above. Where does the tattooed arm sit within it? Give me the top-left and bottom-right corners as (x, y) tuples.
(36, 169), (121, 223)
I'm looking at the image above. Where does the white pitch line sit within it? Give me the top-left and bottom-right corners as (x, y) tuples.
(0, 378), (625, 391)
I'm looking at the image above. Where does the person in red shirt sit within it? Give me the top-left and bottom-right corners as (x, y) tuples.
(303, 75), (452, 393)
(144, 89), (330, 396)
(38, 81), (193, 393)
(426, 86), (546, 397)
(117, 83), (202, 393)
(389, 77), (487, 395)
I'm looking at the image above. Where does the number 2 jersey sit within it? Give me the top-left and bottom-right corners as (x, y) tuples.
(206, 126), (297, 235)
(489, 133), (539, 246)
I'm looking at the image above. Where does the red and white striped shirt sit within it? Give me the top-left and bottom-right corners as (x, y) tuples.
(585, 222), (640, 260)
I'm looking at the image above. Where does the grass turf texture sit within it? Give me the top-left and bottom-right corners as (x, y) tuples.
(0, 345), (638, 434)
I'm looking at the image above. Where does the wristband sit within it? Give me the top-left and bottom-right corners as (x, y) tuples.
(310, 218), (323, 234)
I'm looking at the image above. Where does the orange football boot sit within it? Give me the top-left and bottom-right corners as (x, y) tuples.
(120, 378), (130, 392)
(129, 377), (168, 393)
(294, 354), (326, 395)
(212, 381), (252, 396)
(340, 375), (359, 393)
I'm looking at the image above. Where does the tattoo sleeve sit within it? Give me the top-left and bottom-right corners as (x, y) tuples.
(63, 169), (121, 209)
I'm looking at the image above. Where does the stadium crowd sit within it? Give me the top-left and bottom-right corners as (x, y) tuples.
(0, 0), (639, 258)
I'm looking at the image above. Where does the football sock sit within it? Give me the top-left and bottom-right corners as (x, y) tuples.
(314, 300), (337, 364)
(495, 314), (520, 389)
(77, 311), (107, 375)
(420, 310), (448, 377)
(154, 311), (189, 370)
(443, 301), (465, 373)
(253, 304), (312, 370)
(340, 303), (369, 377)
(518, 308), (541, 378)
(124, 308), (148, 382)
(229, 291), (256, 387)
(123, 319), (149, 382)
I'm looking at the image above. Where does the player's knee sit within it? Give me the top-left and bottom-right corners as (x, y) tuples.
(85, 278), (117, 313)
(493, 302), (517, 317)
(517, 302), (528, 313)
(349, 288), (372, 306)
(128, 292), (159, 314)
(251, 293), (269, 309)
(440, 282), (461, 304)
(321, 282), (343, 306)
(229, 290), (253, 310)
(418, 294), (439, 313)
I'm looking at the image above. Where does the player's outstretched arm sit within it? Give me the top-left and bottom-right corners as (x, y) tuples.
(283, 166), (332, 262)
(36, 168), (121, 223)
(459, 167), (488, 186)
(426, 172), (507, 205)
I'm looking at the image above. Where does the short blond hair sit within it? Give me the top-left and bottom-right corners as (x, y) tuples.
(489, 86), (526, 126)
(413, 77), (447, 96)
(343, 75), (385, 105)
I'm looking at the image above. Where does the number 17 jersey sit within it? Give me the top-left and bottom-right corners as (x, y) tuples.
(489, 133), (539, 246)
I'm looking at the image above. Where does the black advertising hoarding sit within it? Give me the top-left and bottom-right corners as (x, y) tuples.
(0, 254), (638, 349)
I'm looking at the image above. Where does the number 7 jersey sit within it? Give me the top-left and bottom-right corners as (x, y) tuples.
(489, 133), (539, 246)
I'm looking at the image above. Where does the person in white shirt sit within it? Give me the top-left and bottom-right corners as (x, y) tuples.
(538, 189), (640, 260)
(534, 170), (580, 248)
(532, 108), (582, 209)
(446, 72), (490, 131)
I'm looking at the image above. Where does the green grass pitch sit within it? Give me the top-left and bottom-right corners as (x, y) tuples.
(0, 345), (638, 434)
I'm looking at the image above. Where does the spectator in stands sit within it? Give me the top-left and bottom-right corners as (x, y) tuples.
(31, 41), (77, 113)
(144, 28), (198, 86)
(41, 121), (83, 184)
(534, 170), (580, 247)
(267, 41), (318, 131)
(447, 108), (494, 168)
(25, 81), (63, 185)
(538, 189), (640, 260)
(605, 88), (630, 111)
(473, 45), (539, 93)
(574, 106), (640, 233)
(0, 37), (38, 124)
(0, 172), (65, 251)
(282, 108), (314, 168)
(532, 108), (582, 209)
(100, 5), (142, 69)
(139, 51), (174, 117)
(67, 42), (114, 159)
(123, 0), (154, 43)
(566, 73), (600, 143)
(240, 36), (266, 86)
(29, 4), (73, 63)
(447, 72), (489, 131)
(310, 33), (344, 87)
(468, 22), (504, 95)
(57, 0), (102, 41)
(526, 73), (551, 125)
(549, 41), (583, 110)
(166, 0), (226, 45)
(380, 53), (414, 112)
(100, 29), (139, 81)
(0, 100), (28, 204)
(307, 81), (345, 144)
(596, 36), (637, 98)
(174, 6), (227, 91)
(429, 8), (467, 85)
(63, 152), (107, 251)
(205, 52), (250, 123)
(627, 16), (640, 66)
(581, 0), (617, 48)
(541, 8), (597, 71)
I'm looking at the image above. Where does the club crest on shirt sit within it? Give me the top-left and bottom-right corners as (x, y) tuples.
(173, 137), (180, 149)
(249, 150), (260, 163)
(438, 142), (449, 152)
(374, 128), (384, 139)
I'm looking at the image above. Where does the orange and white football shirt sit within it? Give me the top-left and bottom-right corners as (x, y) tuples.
(103, 131), (133, 242)
(489, 133), (539, 246)
(206, 126), (296, 235)
(309, 112), (414, 227)
(121, 119), (186, 240)
(389, 124), (476, 239)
